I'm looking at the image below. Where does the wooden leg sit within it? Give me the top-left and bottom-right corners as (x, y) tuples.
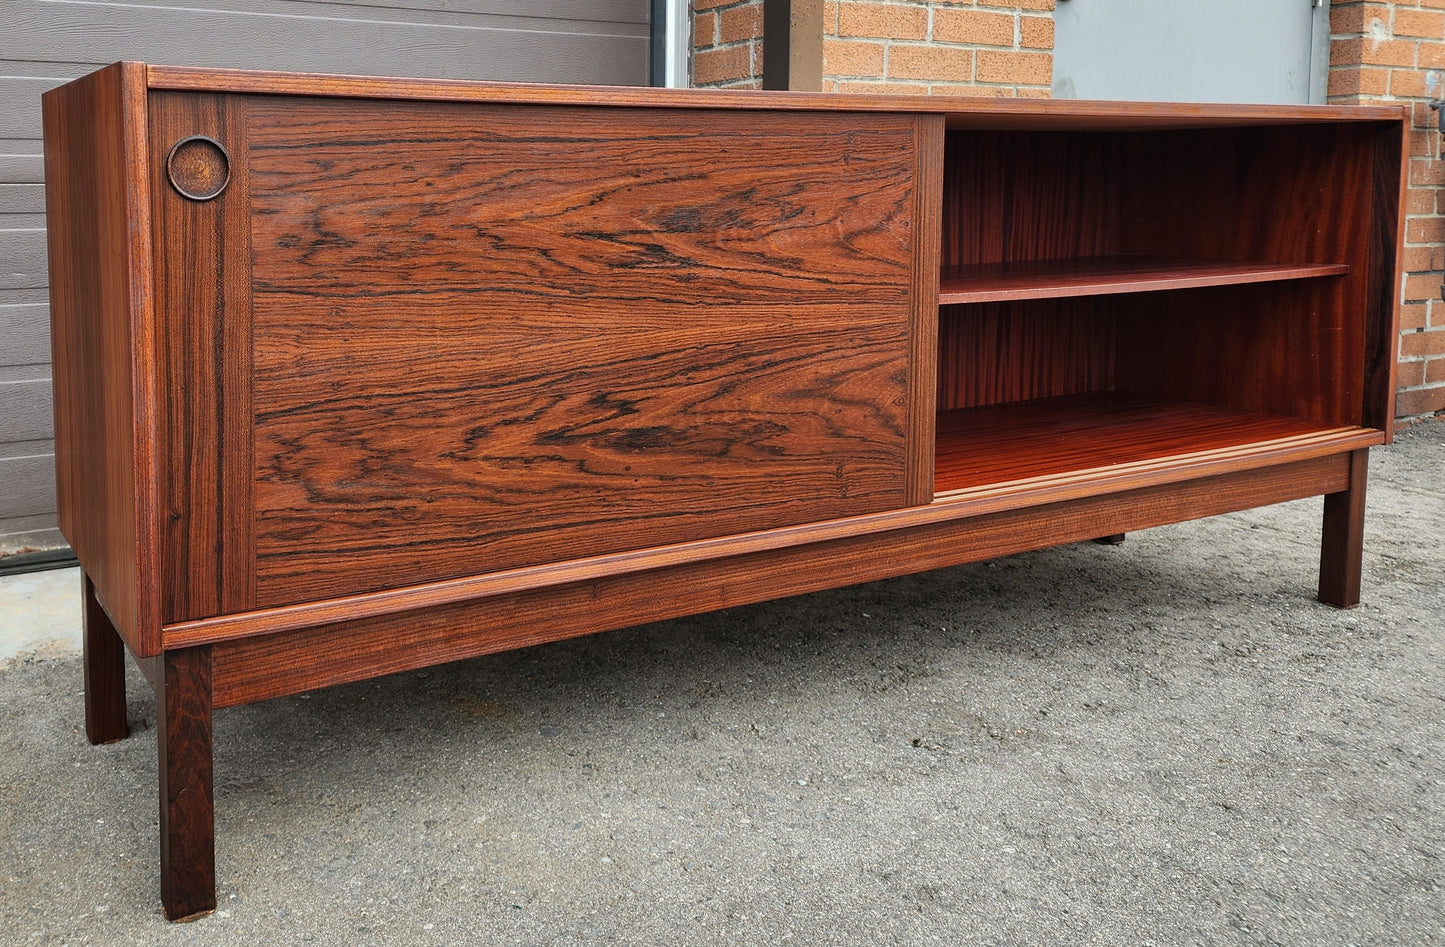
(83, 574), (128, 744)
(1318, 449), (1368, 609)
(1093, 534), (1126, 545)
(157, 646), (216, 922)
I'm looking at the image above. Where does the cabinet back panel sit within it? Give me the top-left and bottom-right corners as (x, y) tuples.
(941, 130), (1124, 267)
(238, 99), (925, 607)
(937, 300), (1115, 410)
(1117, 124), (1385, 426)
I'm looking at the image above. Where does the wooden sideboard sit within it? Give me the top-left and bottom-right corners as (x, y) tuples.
(43, 62), (1406, 920)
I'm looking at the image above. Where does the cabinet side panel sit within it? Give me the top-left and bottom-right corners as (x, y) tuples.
(1364, 118), (1406, 436)
(43, 62), (158, 654)
(245, 99), (922, 606)
(149, 92), (257, 622)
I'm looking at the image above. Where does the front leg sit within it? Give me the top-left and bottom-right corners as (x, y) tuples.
(1318, 448), (1368, 609)
(157, 646), (216, 921)
(82, 574), (128, 744)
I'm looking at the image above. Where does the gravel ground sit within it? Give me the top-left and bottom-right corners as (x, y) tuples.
(2, 420), (1441, 946)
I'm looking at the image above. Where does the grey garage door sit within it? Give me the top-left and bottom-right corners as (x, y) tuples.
(0, 0), (651, 554)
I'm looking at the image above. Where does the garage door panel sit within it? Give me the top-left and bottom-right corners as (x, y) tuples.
(0, 149), (45, 184)
(0, 455), (55, 520)
(0, 3), (647, 85)
(0, 304), (49, 366)
(0, 185), (45, 215)
(0, 228), (46, 291)
(0, 380), (50, 443)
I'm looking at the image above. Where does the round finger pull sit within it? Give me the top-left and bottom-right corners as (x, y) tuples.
(167, 135), (230, 201)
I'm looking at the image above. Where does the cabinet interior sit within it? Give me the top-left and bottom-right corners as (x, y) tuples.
(933, 122), (1393, 497)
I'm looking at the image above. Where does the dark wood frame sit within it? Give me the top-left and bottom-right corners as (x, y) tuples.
(44, 62), (1407, 920)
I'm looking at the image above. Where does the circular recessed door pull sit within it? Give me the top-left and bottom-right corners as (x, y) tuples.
(167, 135), (230, 201)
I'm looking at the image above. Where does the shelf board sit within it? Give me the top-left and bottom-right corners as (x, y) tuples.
(938, 257), (1350, 305)
(935, 393), (1380, 497)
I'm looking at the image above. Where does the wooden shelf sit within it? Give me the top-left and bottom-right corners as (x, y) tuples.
(938, 257), (1350, 305)
(934, 393), (1380, 497)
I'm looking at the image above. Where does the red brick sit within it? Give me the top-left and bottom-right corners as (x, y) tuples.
(1397, 359), (1427, 387)
(835, 79), (929, 94)
(693, 44), (753, 85)
(693, 0), (735, 11)
(929, 83), (1013, 97)
(1404, 243), (1439, 269)
(694, 11), (717, 48)
(889, 45), (975, 82)
(1332, 3), (1391, 35)
(1392, 69), (1434, 98)
(719, 2), (763, 43)
(1328, 66), (1389, 97)
(1401, 302), (1430, 330)
(837, 2), (929, 40)
(823, 38), (885, 78)
(933, 9), (1015, 47)
(1016, 87), (1051, 98)
(1395, 8), (1445, 39)
(1020, 15), (1054, 50)
(1427, 358), (1445, 384)
(1333, 38), (1415, 68)
(997, 0), (1053, 10)
(1400, 328), (1445, 357)
(1405, 272), (1441, 302)
(1418, 41), (1445, 69)
(1407, 191), (1437, 217)
(1394, 385), (1445, 416)
(976, 49), (1051, 85)
(1410, 157), (1445, 187)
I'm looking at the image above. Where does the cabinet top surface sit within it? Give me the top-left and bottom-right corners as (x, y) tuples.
(119, 62), (1407, 130)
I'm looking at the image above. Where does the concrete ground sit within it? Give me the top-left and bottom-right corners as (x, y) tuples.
(1, 421), (1441, 946)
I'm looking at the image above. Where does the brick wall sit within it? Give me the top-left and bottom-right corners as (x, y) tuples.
(1330, 0), (1445, 418)
(692, 0), (1052, 94)
(821, 0), (1052, 95)
(693, 0), (766, 88)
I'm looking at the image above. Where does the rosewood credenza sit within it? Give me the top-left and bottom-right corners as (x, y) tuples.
(43, 62), (1406, 919)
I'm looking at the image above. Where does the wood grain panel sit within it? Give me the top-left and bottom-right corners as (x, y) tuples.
(1116, 124), (1378, 428)
(163, 419), (1380, 650)
(245, 100), (924, 605)
(209, 453), (1352, 707)
(42, 62), (161, 655)
(941, 129), (1123, 269)
(147, 65), (1408, 128)
(149, 92), (256, 622)
(939, 258), (1349, 305)
(937, 299), (1115, 411)
(933, 393), (1352, 494)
